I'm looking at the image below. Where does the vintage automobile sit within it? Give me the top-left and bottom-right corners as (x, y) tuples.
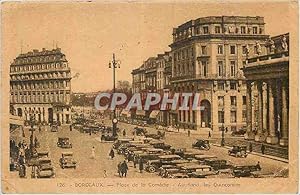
(57, 137), (72, 148)
(228, 145), (248, 158)
(232, 165), (261, 177)
(145, 133), (164, 140)
(145, 155), (182, 173)
(181, 164), (214, 176)
(192, 139), (211, 150)
(112, 138), (133, 149)
(231, 126), (247, 137)
(204, 158), (233, 171)
(194, 154), (217, 162)
(134, 127), (147, 136)
(190, 169), (218, 178)
(36, 157), (55, 178)
(168, 172), (190, 179)
(166, 126), (177, 132)
(181, 151), (204, 160)
(150, 142), (172, 150)
(160, 168), (182, 178)
(142, 148), (164, 155)
(51, 124), (58, 132)
(59, 152), (77, 169)
(101, 134), (118, 142)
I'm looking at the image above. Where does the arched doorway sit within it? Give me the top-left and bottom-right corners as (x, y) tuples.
(48, 108), (53, 124)
(200, 100), (211, 128)
(17, 108), (22, 117)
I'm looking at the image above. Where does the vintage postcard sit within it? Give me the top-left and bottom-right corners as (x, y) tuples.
(1, 0), (298, 194)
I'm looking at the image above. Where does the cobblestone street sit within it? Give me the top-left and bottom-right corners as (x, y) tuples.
(9, 117), (288, 179)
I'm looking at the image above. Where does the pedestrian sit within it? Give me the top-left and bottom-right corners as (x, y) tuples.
(34, 137), (38, 148)
(225, 127), (228, 133)
(256, 161), (261, 170)
(208, 131), (211, 138)
(109, 149), (115, 159)
(89, 130), (92, 136)
(38, 125), (41, 133)
(120, 160), (128, 177)
(91, 146), (95, 159)
(117, 162), (122, 177)
(133, 156), (138, 168)
(249, 142), (253, 153)
(123, 129), (126, 137)
(70, 125), (72, 131)
(261, 144), (265, 155)
(187, 129), (190, 137)
(103, 170), (107, 178)
(138, 159), (144, 173)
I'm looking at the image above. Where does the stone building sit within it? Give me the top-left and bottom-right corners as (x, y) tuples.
(243, 33), (289, 146)
(170, 16), (269, 131)
(9, 48), (72, 125)
(131, 52), (172, 124)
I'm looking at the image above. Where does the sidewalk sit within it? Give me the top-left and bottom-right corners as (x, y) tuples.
(212, 143), (289, 163)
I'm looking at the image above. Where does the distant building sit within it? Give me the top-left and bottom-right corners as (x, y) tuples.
(243, 33), (289, 146)
(9, 48), (72, 124)
(169, 16), (269, 131)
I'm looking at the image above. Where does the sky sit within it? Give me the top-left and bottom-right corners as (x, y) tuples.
(2, 1), (297, 92)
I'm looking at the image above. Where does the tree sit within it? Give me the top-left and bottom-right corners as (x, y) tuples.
(116, 80), (132, 94)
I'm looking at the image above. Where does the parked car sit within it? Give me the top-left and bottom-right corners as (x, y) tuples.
(145, 155), (182, 173)
(51, 124), (58, 132)
(134, 127), (147, 136)
(228, 145), (248, 158)
(101, 134), (118, 142)
(36, 157), (55, 178)
(57, 137), (72, 148)
(232, 165), (261, 177)
(192, 139), (210, 150)
(204, 158), (233, 171)
(112, 138), (134, 149)
(150, 141), (172, 150)
(181, 164), (213, 176)
(59, 152), (77, 169)
(231, 126), (247, 136)
(194, 154), (217, 162)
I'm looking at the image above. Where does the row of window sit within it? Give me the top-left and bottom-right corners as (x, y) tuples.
(11, 92), (70, 104)
(177, 109), (247, 124)
(11, 81), (70, 90)
(11, 71), (70, 80)
(13, 54), (64, 65)
(218, 110), (247, 123)
(174, 47), (194, 62)
(175, 25), (263, 40)
(10, 62), (68, 72)
(218, 95), (247, 107)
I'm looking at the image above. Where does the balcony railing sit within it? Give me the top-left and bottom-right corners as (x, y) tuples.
(246, 51), (289, 64)
(170, 73), (244, 82)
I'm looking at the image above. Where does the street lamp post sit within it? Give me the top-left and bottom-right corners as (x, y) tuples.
(221, 108), (225, 147)
(109, 53), (120, 137)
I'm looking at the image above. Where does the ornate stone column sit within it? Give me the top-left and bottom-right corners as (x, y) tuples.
(255, 81), (265, 141)
(245, 81), (254, 139)
(280, 79), (288, 146)
(266, 80), (279, 144)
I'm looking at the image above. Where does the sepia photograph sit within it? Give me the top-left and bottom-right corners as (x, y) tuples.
(1, 1), (298, 193)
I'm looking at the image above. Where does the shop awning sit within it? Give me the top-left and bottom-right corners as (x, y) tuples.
(149, 110), (160, 118)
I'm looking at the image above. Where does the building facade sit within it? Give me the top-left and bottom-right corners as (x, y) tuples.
(170, 16), (269, 131)
(243, 33), (289, 146)
(9, 48), (72, 125)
